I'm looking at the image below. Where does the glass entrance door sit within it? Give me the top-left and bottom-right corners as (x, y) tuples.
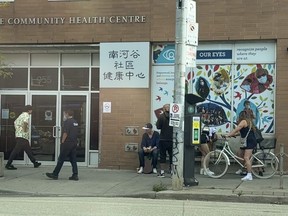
(0, 94), (26, 162)
(60, 94), (88, 164)
(30, 95), (59, 163)
(31, 93), (88, 164)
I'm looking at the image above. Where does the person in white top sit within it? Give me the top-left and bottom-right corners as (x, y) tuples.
(5, 105), (41, 170)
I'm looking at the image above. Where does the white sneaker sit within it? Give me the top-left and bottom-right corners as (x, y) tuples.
(241, 174), (253, 181)
(152, 168), (157, 174)
(204, 168), (215, 176)
(137, 167), (143, 174)
(200, 168), (204, 175)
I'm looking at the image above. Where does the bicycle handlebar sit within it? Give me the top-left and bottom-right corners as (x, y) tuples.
(221, 134), (236, 139)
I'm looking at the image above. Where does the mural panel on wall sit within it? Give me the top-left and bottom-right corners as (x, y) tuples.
(152, 41), (275, 134)
(193, 64), (232, 134)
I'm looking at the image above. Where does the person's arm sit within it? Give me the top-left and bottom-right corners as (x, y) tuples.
(140, 134), (147, 151)
(23, 122), (28, 132)
(62, 132), (68, 144)
(156, 115), (162, 130)
(22, 113), (30, 132)
(227, 120), (246, 137)
(151, 132), (160, 151)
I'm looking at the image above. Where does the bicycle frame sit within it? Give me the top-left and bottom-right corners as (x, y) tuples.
(205, 138), (279, 179)
(217, 140), (244, 167)
(217, 139), (266, 169)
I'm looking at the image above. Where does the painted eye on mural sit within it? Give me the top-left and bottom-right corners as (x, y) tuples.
(162, 49), (175, 61)
(240, 68), (273, 94)
(197, 102), (228, 127)
(195, 76), (210, 99)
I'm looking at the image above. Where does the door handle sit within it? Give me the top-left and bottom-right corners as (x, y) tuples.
(53, 126), (61, 138)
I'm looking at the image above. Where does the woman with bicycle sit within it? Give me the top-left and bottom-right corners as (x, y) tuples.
(225, 110), (257, 181)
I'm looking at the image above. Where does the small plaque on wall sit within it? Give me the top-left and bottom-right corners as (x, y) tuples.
(125, 126), (139, 136)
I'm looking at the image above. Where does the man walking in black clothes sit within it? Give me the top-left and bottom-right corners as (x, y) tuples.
(46, 109), (79, 180)
(156, 104), (173, 177)
(5, 105), (41, 170)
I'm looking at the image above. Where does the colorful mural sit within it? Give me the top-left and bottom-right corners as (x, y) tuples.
(192, 64), (275, 134)
(152, 42), (275, 135)
(233, 64), (275, 133)
(192, 65), (232, 133)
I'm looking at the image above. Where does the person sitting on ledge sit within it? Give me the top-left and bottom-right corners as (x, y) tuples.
(137, 123), (159, 174)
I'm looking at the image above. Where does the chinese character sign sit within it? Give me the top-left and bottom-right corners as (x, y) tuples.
(100, 42), (149, 88)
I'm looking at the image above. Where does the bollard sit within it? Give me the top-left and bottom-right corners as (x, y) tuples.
(0, 152), (4, 177)
(279, 144), (284, 189)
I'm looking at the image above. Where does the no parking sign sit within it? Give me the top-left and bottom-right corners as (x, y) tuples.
(169, 103), (182, 127)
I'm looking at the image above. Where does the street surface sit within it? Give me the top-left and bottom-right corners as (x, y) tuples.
(0, 197), (287, 216)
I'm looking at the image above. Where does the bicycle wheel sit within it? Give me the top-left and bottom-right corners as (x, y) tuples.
(251, 151), (279, 179)
(203, 150), (229, 178)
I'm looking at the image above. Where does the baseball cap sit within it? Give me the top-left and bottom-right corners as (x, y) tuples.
(142, 123), (153, 130)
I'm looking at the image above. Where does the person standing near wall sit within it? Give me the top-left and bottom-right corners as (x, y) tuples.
(46, 109), (79, 180)
(156, 104), (173, 178)
(5, 105), (41, 170)
(226, 110), (257, 181)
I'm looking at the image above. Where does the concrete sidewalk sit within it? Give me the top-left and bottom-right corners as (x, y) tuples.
(0, 165), (287, 204)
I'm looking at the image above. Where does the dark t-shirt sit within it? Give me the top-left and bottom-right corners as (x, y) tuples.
(63, 118), (79, 144)
(240, 126), (257, 149)
(156, 112), (173, 141)
(140, 131), (160, 149)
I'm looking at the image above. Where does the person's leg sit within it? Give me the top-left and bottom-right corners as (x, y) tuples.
(53, 144), (70, 176)
(159, 141), (166, 176)
(167, 141), (173, 171)
(22, 139), (36, 163)
(69, 146), (78, 176)
(199, 143), (212, 175)
(241, 149), (253, 181)
(138, 149), (145, 168)
(69, 145), (79, 180)
(199, 144), (209, 168)
(6, 138), (23, 168)
(235, 148), (246, 174)
(151, 149), (158, 169)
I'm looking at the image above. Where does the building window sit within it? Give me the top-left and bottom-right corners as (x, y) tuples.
(60, 68), (89, 90)
(0, 68), (28, 90)
(30, 68), (58, 90)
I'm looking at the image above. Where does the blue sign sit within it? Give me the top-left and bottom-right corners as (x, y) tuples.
(153, 44), (175, 64)
(197, 50), (232, 60)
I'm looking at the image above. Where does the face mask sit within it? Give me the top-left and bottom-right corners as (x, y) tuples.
(258, 76), (267, 84)
(242, 85), (251, 92)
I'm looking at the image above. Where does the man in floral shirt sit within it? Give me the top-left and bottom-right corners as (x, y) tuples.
(5, 105), (41, 170)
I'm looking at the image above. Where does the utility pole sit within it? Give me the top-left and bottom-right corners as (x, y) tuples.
(171, 0), (186, 190)
(172, 0), (198, 190)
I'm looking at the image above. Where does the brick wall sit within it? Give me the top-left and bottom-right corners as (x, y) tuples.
(99, 89), (151, 169)
(1, 0), (288, 169)
(0, 0), (175, 43)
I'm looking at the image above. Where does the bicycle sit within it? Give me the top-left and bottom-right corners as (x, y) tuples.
(203, 135), (279, 179)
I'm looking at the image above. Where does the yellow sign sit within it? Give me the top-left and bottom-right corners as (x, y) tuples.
(192, 116), (200, 145)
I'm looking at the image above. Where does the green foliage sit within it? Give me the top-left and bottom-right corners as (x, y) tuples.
(152, 181), (167, 192)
